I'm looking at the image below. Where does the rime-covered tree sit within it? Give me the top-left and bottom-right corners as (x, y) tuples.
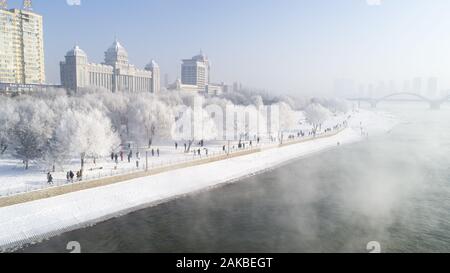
(127, 96), (174, 147)
(9, 99), (56, 169)
(313, 98), (350, 114)
(54, 109), (120, 170)
(172, 107), (218, 151)
(304, 103), (331, 135)
(276, 102), (299, 131)
(0, 98), (19, 155)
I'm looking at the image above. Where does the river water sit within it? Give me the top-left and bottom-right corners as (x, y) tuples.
(19, 102), (450, 253)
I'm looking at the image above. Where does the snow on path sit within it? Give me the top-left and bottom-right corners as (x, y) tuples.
(0, 110), (396, 251)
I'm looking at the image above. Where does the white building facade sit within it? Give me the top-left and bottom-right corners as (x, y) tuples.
(145, 60), (161, 95)
(60, 40), (160, 93)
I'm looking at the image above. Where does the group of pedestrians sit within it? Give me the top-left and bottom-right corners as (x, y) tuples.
(47, 169), (83, 185)
(150, 148), (160, 157)
(66, 169), (82, 183)
(193, 148), (208, 157)
(110, 147), (164, 170)
(111, 151), (125, 163)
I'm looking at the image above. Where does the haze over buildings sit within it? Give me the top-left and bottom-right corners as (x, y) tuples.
(338, 77), (446, 100)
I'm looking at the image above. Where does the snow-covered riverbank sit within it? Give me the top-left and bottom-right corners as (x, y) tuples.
(0, 109), (397, 252)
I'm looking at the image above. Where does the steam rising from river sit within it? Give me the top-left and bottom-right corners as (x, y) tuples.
(169, 103), (450, 253)
(258, 103), (450, 252)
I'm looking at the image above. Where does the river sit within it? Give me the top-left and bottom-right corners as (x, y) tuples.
(19, 102), (450, 253)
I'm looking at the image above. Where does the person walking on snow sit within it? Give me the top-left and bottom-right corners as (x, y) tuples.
(47, 172), (53, 185)
(69, 170), (74, 183)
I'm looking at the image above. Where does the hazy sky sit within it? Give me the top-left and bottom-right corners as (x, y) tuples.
(19, 0), (450, 95)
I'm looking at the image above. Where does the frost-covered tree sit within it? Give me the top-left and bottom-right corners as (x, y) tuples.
(331, 99), (351, 114)
(101, 92), (130, 140)
(276, 102), (299, 131)
(157, 91), (184, 108)
(127, 96), (174, 147)
(313, 98), (350, 114)
(225, 105), (266, 141)
(172, 107), (218, 150)
(54, 109), (120, 170)
(9, 99), (56, 169)
(303, 103), (331, 135)
(0, 98), (19, 155)
(0, 84), (346, 168)
(251, 95), (264, 108)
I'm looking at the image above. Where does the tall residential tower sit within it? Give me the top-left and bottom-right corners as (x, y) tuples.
(0, 1), (45, 84)
(181, 52), (210, 92)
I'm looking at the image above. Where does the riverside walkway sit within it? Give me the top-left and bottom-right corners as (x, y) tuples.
(0, 127), (347, 208)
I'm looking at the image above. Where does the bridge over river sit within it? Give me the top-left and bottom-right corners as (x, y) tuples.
(350, 92), (450, 109)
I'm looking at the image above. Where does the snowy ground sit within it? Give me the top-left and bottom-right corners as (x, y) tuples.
(0, 143), (235, 197)
(0, 111), (351, 197)
(0, 109), (398, 251)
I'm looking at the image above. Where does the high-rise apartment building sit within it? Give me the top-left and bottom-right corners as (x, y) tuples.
(181, 52), (210, 92)
(171, 52), (225, 95)
(0, 3), (45, 84)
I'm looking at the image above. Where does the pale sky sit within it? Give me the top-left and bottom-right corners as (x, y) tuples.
(22, 0), (450, 96)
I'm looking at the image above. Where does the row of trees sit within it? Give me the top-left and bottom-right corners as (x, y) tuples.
(0, 87), (350, 170)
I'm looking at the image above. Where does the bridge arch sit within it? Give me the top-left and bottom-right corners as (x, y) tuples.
(376, 92), (432, 104)
(353, 92), (450, 109)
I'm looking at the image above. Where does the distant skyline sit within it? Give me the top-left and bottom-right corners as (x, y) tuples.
(14, 0), (450, 96)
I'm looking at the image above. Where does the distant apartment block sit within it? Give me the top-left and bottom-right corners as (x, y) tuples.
(181, 52), (210, 92)
(169, 52), (228, 95)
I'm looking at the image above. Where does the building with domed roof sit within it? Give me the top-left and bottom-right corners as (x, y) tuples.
(60, 39), (159, 93)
